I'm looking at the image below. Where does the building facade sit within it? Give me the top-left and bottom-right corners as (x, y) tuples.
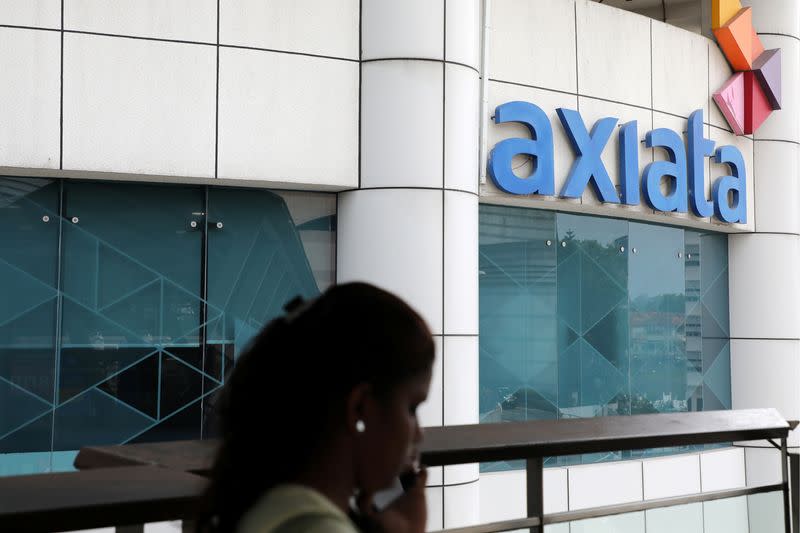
(0, 1), (797, 532)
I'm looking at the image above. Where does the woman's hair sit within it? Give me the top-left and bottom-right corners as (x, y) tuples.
(196, 282), (435, 532)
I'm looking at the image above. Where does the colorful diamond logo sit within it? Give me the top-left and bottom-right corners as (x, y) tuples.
(711, 3), (782, 135)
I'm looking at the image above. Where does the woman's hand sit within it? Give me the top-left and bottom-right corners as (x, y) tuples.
(360, 468), (428, 533)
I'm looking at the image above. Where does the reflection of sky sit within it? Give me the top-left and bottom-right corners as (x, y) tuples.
(628, 223), (684, 300)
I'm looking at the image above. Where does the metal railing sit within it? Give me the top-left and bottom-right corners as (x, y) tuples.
(0, 408), (795, 533)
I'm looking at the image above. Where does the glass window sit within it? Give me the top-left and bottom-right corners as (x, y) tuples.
(0, 179), (336, 475)
(479, 205), (731, 470)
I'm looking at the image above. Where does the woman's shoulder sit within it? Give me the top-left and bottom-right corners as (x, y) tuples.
(237, 484), (359, 533)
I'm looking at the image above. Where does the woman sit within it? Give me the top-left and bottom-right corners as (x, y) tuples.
(197, 282), (435, 533)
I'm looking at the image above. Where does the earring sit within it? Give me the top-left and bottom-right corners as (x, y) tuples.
(355, 420), (366, 433)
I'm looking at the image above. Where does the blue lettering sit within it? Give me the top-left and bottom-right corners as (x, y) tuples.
(642, 128), (688, 213)
(713, 145), (748, 224)
(557, 108), (620, 203)
(687, 110), (716, 218)
(488, 101), (554, 195)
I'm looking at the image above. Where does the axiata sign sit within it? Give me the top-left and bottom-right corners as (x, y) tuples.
(488, 102), (747, 224)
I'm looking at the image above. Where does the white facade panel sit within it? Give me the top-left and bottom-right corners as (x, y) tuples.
(427, 486), (444, 531)
(729, 234), (800, 339)
(444, 191), (478, 334)
(703, 496), (749, 533)
(646, 504), (703, 533)
(753, 141), (800, 234)
(65, 0), (217, 43)
(361, 60), (444, 189)
(576, 0), (651, 108)
(0, 27), (60, 170)
(642, 454), (701, 500)
(62, 33), (216, 178)
(570, 512), (645, 533)
(419, 336), (444, 429)
(744, 447), (783, 487)
(651, 21), (708, 118)
(444, 482), (480, 529)
(489, 0), (577, 93)
(0, 0), (60, 28)
(700, 448), (746, 492)
(445, 0), (480, 69)
(361, 0), (444, 61)
(543, 467), (569, 514)
(753, 37), (800, 143)
(444, 463), (479, 487)
(479, 470), (526, 522)
(219, 0), (359, 60)
(443, 335), (478, 426)
(217, 48), (358, 188)
(445, 65), (480, 194)
(743, 0), (800, 40)
(337, 189), (444, 334)
(732, 339), (800, 446)
(568, 460), (643, 510)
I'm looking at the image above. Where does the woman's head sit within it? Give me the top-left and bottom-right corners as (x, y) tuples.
(201, 282), (435, 531)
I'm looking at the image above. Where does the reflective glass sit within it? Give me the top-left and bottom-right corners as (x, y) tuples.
(0, 178), (59, 473)
(479, 207), (731, 471)
(0, 178), (336, 474)
(646, 503), (702, 533)
(703, 496), (748, 533)
(570, 511), (645, 533)
(747, 491), (785, 533)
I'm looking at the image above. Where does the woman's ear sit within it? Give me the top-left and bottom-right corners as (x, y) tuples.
(346, 382), (373, 436)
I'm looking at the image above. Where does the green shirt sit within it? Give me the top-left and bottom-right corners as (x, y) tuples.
(238, 484), (360, 533)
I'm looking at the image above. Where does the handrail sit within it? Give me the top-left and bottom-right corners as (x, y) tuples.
(0, 408), (794, 533)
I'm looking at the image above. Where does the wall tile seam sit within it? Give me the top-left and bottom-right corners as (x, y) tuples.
(757, 32), (800, 42)
(729, 336), (800, 341)
(23, 25), (361, 64)
(0, 23), (59, 33)
(753, 138), (800, 146)
(343, 187), (479, 196)
(362, 57), (479, 74)
(429, 478), (481, 489)
(488, 78), (745, 128)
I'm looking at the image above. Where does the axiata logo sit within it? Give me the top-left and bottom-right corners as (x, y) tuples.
(488, 101), (747, 224)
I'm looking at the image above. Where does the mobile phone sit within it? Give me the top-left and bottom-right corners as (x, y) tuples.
(372, 469), (419, 510)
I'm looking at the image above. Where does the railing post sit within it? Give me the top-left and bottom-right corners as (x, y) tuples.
(783, 438), (791, 533)
(526, 457), (544, 533)
(790, 452), (799, 533)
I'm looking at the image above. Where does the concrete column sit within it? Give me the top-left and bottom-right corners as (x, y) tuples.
(729, 0), (800, 480)
(336, 1), (481, 530)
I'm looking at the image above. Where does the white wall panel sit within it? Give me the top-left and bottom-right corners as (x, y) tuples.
(219, 0), (359, 60)
(576, 97), (653, 213)
(489, 0), (576, 93)
(576, 0), (651, 108)
(729, 234), (800, 339)
(543, 467), (568, 514)
(361, 61), (443, 189)
(0, 28), (60, 169)
(445, 0), (480, 69)
(732, 339), (800, 446)
(484, 82), (579, 206)
(419, 336), (444, 429)
(570, 512), (645, 533)
(444, 191), (478, 334)
(568, 460), (643, 510)
(427, 486), (444, 531)
(646, 504), (702, 533)
(443, 335), (478, 426)
(480, 470), (526, 522)
(63, 34), (216, 177)
(744, 447), (783, 487)
(642, 454), (701, 500)
(65, 0), (216, 42)
(651, 22), (708, 118)
(445, 65), (480, 194)
(445, 463), (479, 486)
(337, 189), (443, 334)
(753, 37), (800, 143)
(743, 0), (800, 37)
(217, 48), (358, 188)
(700, 448), (745, 492)
(362, 0), (444, 60)
(753, 141), (800, 234)
(0, 0), (60, 28)
(444, 482), (480, 528)
(703, 496), (748, 533)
